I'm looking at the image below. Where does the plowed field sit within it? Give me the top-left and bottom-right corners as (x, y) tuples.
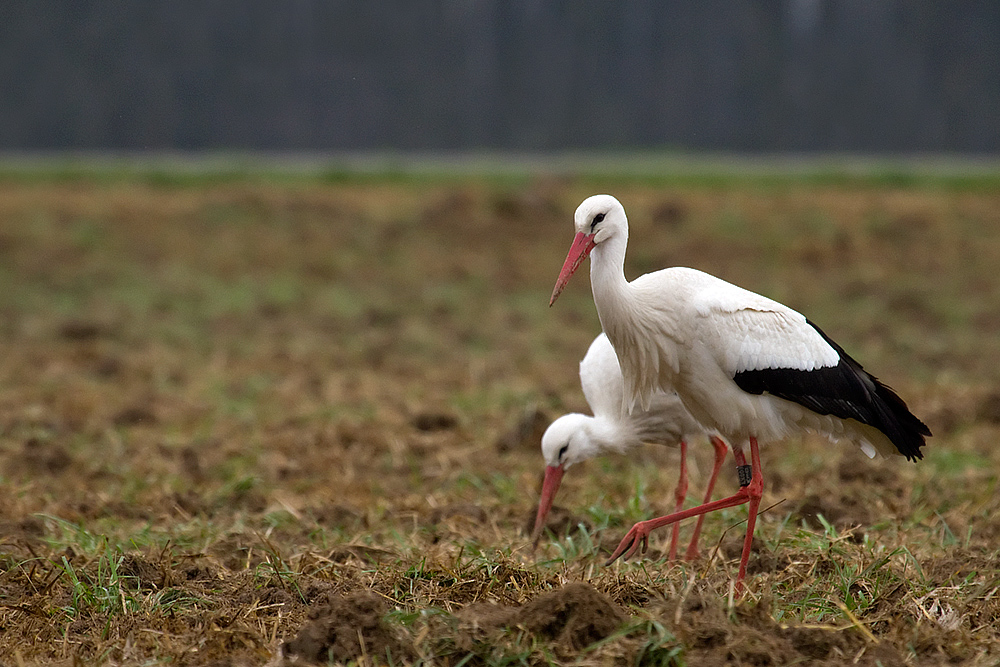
(0, 169), (998, 665)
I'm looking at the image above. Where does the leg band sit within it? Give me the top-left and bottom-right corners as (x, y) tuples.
(737, 465), (753, 488)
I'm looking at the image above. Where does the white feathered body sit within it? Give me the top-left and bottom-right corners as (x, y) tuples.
(579, 195), (927, 461)
(596, 264), (889, 457)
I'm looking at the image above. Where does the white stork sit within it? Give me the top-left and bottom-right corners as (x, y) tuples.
(549, 194), (930, 592)
(531, 332), (729, 561)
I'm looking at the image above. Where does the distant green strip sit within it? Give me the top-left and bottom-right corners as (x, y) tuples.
(0, 152), (998, 190)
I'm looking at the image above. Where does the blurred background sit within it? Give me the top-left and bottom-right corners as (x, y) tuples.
(2, 0), (998, 153)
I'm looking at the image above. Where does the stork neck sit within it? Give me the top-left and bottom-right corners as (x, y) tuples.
(589, 232), (633, 324)
(587, 415), (634, 455)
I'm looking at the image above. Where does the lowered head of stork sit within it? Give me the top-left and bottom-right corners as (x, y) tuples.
(540, 413), (619, 470)
(529, 413), (601, 547)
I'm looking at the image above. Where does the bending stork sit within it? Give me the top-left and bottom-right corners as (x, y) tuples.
(531, 332), (729, 561)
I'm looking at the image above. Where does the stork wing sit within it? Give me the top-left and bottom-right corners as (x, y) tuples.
(693, 285), (840, 376)
(695, 288), (929, 461)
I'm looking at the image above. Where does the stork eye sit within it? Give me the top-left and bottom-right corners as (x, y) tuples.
(557, 444), (569, 461)
(591, 213), (605, 230)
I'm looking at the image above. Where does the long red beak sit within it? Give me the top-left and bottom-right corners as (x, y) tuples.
(549, 232), (597, 306)
(531, 464), (565, 549)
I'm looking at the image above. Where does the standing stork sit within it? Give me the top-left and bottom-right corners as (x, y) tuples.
(531, 332), (729, 561)
(549, 194), (930, 592)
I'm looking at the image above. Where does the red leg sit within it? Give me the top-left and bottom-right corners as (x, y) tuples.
(667, 440), (689, 561)
(607, 437), (764, 595)
(605, 483), (751, 565)
(684, 435), (729, 560)
(732, 444), (747, 468)
(734, 437), (764, 594)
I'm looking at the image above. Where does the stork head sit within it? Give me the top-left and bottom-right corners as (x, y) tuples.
(550, 194), (627, 306)
(530, 413), (600, 548)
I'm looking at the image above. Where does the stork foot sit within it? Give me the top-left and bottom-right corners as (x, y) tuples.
(605, 521), (655, 564)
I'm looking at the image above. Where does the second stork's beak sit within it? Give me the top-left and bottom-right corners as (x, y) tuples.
(549, 232), (597, 306)
(530, 464), (566, 549)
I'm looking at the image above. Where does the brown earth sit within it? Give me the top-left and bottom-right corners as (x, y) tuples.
(281, 590), (414, 664)
(516, 582), (626, 649)
(0, 176), (998, 665)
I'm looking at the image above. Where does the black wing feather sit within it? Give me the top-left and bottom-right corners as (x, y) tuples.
(733, 320), (930, 461)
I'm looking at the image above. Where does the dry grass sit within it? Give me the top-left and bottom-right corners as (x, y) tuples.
(0, 170), (998, 665)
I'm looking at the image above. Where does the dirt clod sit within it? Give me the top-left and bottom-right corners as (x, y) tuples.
(180, 446), (204, 481)
(837, 456), (891, 485)
(516, 582), (625, 650)
(496, 407), (550, 453)
(58, 320), (108, 341)
(674, 591), (867, 666)
(429, 503), (488, 525)
(792, 492), (873, 530)
(282, 590), (413, 665)
(525, 504), (590, 541)
(327, 544), (395, 564)
(452, 602), (519, 651)
(113, 406), (158, 427)
(411, 412), (459, 432)
(652, 199), (688, 227)
(119, 554), (163, 591)
(20, 437), (72, 474)
(784, 626), (852, 660)
(975, 391), (1000, 424)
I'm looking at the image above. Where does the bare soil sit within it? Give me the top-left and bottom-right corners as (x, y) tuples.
(282, 590), (414, 664)
(0, 176), (998, 665)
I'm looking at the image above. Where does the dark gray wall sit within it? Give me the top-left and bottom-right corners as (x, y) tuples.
(2, 1), (998, 151)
